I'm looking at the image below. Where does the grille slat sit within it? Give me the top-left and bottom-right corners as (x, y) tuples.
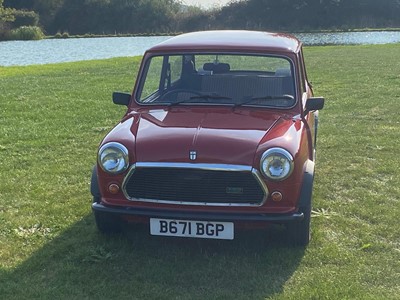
(124, 167), (265, 205)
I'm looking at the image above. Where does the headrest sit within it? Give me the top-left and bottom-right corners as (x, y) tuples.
(275, 68), (291, 76)
(203, 63), (230, 73)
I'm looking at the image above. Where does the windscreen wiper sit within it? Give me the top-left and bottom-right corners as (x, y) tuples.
(166, 98), (195, 106)
(234, 94), (295, 107)
(166, 93), (232, 106)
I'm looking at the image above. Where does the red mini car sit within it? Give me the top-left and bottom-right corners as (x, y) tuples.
(91, 30), (324, 246)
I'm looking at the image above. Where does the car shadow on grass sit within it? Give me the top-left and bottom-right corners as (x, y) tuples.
(0, 215), (305, 299)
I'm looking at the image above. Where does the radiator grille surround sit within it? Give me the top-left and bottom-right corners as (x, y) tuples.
(122, 163), (268, 207)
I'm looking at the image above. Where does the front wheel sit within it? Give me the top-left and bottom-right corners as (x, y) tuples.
(93, 197), (122, 234)
(286, 205), (311, 246)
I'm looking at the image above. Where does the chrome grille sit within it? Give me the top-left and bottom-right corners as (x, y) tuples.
(122, 163), (267, 206)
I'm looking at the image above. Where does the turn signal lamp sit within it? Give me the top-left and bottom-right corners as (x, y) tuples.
(271, 191), (283, 202)
(108, 184), (120, 194)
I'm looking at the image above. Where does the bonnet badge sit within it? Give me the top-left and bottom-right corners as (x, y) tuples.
(189, 150), (197, 161)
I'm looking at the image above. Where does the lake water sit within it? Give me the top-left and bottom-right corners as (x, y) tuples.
(1, 31), (399, 67)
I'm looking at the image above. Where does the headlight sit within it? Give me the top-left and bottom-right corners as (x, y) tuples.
(98, 142), (129, 174)
(260, 148), (294, 181)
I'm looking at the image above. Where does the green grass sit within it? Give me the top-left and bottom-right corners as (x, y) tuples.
(0, 44), (399, 299)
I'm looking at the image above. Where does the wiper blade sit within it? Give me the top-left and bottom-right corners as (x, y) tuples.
(166, 99), (194, 106)
(166, 93), (232, 106)
(234, 94), (295, 107)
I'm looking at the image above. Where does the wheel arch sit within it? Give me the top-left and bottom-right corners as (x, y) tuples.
(298, 159), (315, 208)
(90, 165), (101, 199)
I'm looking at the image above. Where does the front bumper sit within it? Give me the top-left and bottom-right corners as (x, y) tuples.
(92, 202), (304, 223)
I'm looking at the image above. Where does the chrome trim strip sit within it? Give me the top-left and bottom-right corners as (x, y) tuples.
(135, 162), (252, 172)
(121, 163), (269, 207)
(251, 168), (269, 201)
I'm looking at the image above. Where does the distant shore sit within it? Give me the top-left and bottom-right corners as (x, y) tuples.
(45, 28), (400, 40)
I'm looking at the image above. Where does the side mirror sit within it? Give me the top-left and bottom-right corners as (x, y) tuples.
(112, 92), (131, 106)
(304, 97), (324, 115)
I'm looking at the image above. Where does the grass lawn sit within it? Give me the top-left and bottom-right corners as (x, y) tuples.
(0, 44), (399, 299)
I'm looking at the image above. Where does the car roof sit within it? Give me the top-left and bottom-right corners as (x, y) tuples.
(147, 30), (302, 54)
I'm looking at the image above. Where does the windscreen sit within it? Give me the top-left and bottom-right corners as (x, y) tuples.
(136, 53), (296, 108)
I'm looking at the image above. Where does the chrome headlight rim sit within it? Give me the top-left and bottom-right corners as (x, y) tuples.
(260, 147), (294, 181)
(98, 142), (129, 175)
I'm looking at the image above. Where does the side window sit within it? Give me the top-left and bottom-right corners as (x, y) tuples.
(139, 56), (163, 101)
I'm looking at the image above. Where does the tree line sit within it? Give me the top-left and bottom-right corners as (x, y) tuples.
(1, 0), (400, 40)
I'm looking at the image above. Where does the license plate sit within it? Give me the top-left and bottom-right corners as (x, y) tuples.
(150, 218), (234, 240)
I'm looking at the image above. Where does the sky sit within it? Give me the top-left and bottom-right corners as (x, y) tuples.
(181, 0), (233, 9)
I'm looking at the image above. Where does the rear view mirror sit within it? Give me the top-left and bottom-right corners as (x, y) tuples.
(113, 92), (131, 106)
(305, 97), (324, 115)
